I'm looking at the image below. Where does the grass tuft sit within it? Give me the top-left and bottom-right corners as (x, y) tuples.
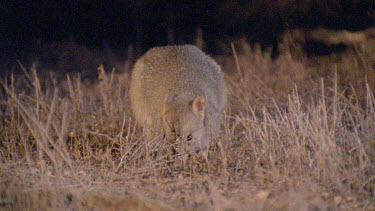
(1, 39), (375, 209)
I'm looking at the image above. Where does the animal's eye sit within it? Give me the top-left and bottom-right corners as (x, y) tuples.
(186, 134), (193, 142)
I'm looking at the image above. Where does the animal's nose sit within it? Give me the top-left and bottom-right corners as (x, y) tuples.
(189, 144), (206, 154)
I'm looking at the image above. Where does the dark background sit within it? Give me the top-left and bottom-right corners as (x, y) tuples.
(1, 0), (374, 74)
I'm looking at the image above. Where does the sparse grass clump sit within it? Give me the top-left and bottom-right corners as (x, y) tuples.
(1, 40), (375, 210)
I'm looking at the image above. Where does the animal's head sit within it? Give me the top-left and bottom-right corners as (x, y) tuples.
(162, 94), (209, 153)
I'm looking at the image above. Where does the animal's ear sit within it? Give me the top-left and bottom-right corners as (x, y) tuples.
(192, 96), (206, 117)
(163, 94), (173, 114)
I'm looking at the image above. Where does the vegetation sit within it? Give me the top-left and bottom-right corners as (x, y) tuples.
(1, 37), (374, 210)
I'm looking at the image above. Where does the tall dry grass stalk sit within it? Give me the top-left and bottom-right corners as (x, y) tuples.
(0, 43), (375, 209)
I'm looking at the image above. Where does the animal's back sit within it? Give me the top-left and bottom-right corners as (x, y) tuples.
(129, 45), (227, 136)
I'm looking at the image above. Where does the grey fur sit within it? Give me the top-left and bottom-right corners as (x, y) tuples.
(129, 45), (227, 152)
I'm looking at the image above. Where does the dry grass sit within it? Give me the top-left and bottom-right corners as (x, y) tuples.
(1, 39), (375, 210)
